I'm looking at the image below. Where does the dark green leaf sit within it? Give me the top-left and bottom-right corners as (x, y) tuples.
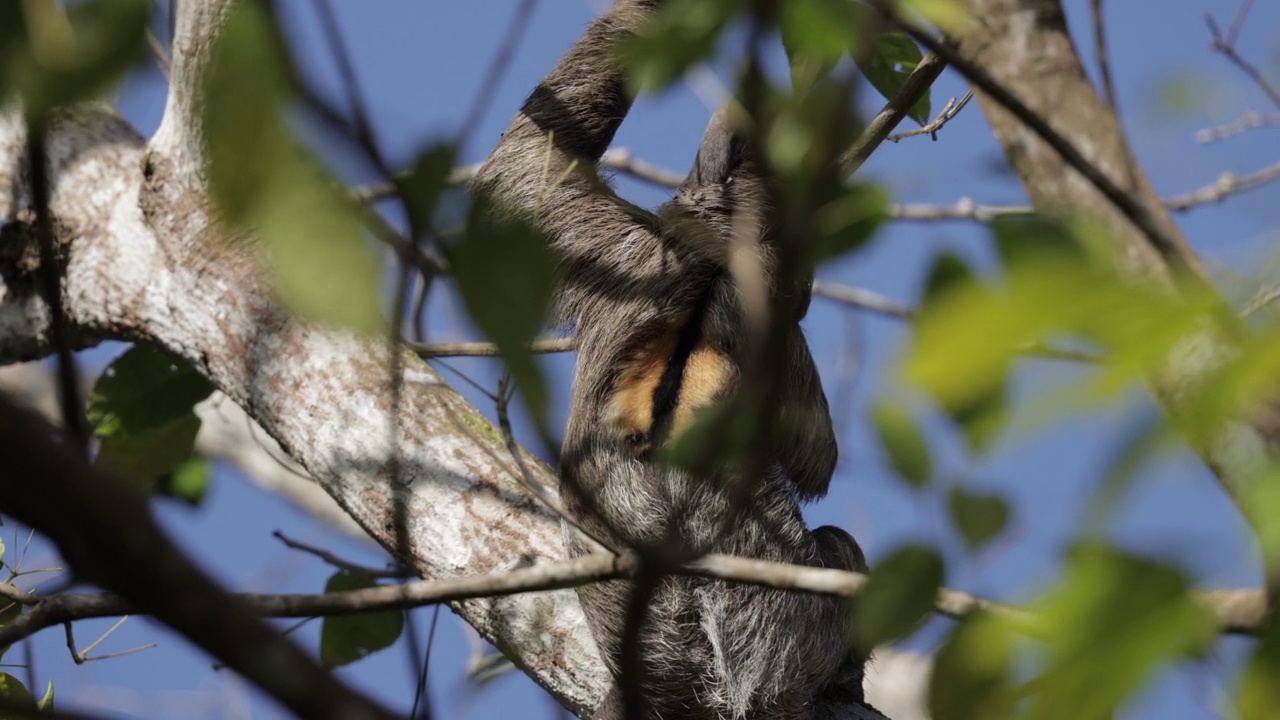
(780, 0), (857, 90)
(869, 402), (932, 488)
(928, 611), (1018, 720)
(87, 345), (214, 437)
(1238, 620), (1280, 720)
(990, 214), (1085, 271)
(320, 571), (405, 668)
(816, 181), (889, 261)
(947, 486), (1009, 550)
(452, 195), (557, 415)
(853, 544), (943, 649)
(0, 672), (36, 716)
(853, 31), (929, 125)
(96, 412), (200, 490)
(400, 143), (459, 234)
(922, 252), (976, 308)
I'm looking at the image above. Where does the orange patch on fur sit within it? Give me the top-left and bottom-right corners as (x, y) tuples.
(605, 335), (732, 445)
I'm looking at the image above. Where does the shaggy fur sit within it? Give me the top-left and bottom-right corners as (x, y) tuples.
(471, 2), (867, 717)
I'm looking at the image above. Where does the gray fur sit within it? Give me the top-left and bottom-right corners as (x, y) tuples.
(471, 2), (868, 717)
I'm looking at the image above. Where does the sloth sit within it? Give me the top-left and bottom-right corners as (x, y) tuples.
(471, 2), (868, 717)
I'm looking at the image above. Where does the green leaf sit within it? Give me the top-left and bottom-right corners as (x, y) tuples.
(11, 0), (151, 119)
(928, 611), (1018, 720)
(0, 672), (36, 717)
(946, 377), (1006, 454)
(903, 0), (972, 35)
(1238, 621), (1280, 720)
(202, 1), (291, 222)
(921, 252), (976, 308)
(87, 345), (214, 437)
(36, 681), (52, 713)
(96, 412), (200, 490)
(320, 571), (405, 668)
(452, 195), (557, 415)
(815, 181), (889, 261)
(1026, 545), (1215, 720)
(157, 456), (212, 506)
(854, 31), (929, 125)
(623, 0), (738, 91)
(400, 143), (459, 233)
(990, 214), (1085, 271)
(780, 0), (858, 90)
(255, 153), (385, 333)
(869, 402), (932, 488)
(853, 544), (943, 649)
(947, 486), (1009, 551)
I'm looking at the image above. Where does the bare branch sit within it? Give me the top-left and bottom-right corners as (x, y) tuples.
(886, 91), (974, 142)
(1207, 1), (1280, 110)
(1195, 110), (1280, 143)
(842, 51), (949, 173)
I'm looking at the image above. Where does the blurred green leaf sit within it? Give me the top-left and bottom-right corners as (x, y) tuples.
(869, 402), (932, 488)
(815, 181), (889, 261)
(854, 30), (929, 125)
(452, 195), (556, 415)
(87, 345), (214, 437)
(400, 142), (459, 234)
(853, 544), (943, 649)
(947, 485), (1008, 551)
(903, 0), (972, 34)
(255, 153), (385, 334)
(158, 456), (212, 506)
(1238, 620), (1280, 720)
(320, 571), (404, 668)
(202, 1), (291, 222)
(922, 252), (976, 307)
(929, 611), (1018, 720)
(1026, 545), (1215, 720)
(780, 0), (858, 90)
(623, 0), (738, 91)
(0, 672), (36, 717)
(9, 0), (150, 119)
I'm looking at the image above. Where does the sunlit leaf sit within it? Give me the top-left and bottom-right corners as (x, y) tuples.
(159, 456), (212, 506)
(202, 1), (291, 222)
(255, 153), (385, 333)
(853, 544), (943, 649)
(1026, 545), (1215, 720)
(902, 0), (973, 35)
(36, 681), (52, 713)
(947, 485), (1008, 551)
(0, 672), (36, 715)
(869, 402), (932, 488)
(929, 611), (1018, 720)
(320, 571), (405, 668)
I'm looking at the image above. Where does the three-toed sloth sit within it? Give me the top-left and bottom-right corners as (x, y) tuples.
(472, 2), (868, 717)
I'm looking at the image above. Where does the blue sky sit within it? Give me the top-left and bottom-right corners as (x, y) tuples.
(19, 1), (1280, 718)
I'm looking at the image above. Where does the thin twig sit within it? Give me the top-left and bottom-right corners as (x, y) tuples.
(1090, 0), (1119, 113)
(1207, 1), (1280, 110)
(0, 554), (1265, 648)
(273, 531), (413, 579)
(1194, 110), (1280, 143)
(409, 337), (575, 359)
(841, 51), (948, 173)
(886, 91), (973, 142)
